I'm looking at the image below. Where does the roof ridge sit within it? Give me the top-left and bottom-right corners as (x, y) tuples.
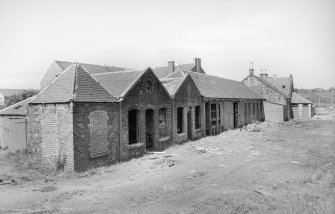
(91, 69), (138, 76)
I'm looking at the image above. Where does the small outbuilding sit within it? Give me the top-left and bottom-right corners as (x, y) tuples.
(0, 98), (32, 153)
(291, 93), (313, 119)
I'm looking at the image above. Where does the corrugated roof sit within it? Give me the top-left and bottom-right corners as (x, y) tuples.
(0, 89), (26, 97)
(31, 64), (117, 104)
(185, 71), (265, 100)
(291, 93), (312, 104)
(93, 69), (146, 98)
(0, 97), (33, 116)
(266, 77), (293, 97)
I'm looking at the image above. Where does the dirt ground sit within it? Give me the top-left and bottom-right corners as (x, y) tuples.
(0, 108), (334, 214)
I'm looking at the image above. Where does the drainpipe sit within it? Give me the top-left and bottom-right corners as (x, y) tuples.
(118, 99), (123, 162)
(171, 98), (175, 143)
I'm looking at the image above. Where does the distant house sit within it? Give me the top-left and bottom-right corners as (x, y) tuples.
(0, 88), (26, 107)
(291, 93), (313, 119)
(242, 68), (293, 122)
(0, 97), (32, 153)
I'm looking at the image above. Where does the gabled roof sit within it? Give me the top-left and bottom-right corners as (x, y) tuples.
(266, 77), (293, 97)
(291, 93), (312, 104)
(31, 63), (117, 104)
(162, 76), (187, 97)
(40, 60), (131, 89)
(0, 97), (33, 116)
(0, 89), (26, 97)
(243, 75), (289, 99)
(184, 71), (265, 100)
(92, 69), (147, 99)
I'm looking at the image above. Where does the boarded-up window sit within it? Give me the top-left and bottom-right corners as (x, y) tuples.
(159, 108), (167, 137)
(89, 110), (109, 155)
(195, 106), (201, 129)
(177, 107), (183, 134)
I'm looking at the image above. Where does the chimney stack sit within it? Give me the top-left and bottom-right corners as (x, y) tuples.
(194, 58), (201, 73)
(168, 61), (174, 73)
(249, 62), (254, 76)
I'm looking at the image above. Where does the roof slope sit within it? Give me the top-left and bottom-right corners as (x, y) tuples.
(93, 69), (146, 98)
(162, 76), (187, 97)
(31, 64), (116, 104)
(153, 62), (204, 79)
(0, 97), (33, 116)
(291, 93), (312, 104)
(0, 89), (26, 97)
(40, 60), (131, 89)
(186, 71), (265, 100)
(245, 75), (289, 99)
(266, 77), (293, 97)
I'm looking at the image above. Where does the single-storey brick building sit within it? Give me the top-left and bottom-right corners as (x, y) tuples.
(28, 59), (266, 172)
(156, 59), (265, 140)
(291, 93), (313, 119)
(28, 63), (172, 171)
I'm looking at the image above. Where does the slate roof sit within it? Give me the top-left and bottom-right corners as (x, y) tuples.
(0, 89), (26, 97)
(93, 69), (147, 98)
(162, 76), (187, 97)
(55, 60), (130, 74)
(31, 63), (117, 104)
(0, 97), (33, 116)
(182, 71), (265, 100)
(153, 62), (204, 79)
(266, 77), (293, 97)
(291, 93), (312, 104)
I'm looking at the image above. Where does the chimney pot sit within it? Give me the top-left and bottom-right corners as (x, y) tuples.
(168, 61), (174, 73)
(194, 58), (201, 73)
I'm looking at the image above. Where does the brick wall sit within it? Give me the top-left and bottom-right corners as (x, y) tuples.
(173, 76), (203, 144)
(121, 70), (172, 161)
(27, 103), (74, 171)
(72, 102), (120, 172)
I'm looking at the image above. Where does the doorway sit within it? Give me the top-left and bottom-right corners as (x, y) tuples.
(233, 102), (239, 128)
(145, 109), (154, 150)
(187, 108), (192, 140)
(128, 109), (139, 144)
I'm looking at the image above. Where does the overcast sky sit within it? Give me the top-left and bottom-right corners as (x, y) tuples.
(0, 0), (334, 89)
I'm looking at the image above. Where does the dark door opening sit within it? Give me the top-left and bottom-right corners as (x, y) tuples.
(187, 109), (191, 139)
(205, 102), (210, 135)
(128, 109), (139, 144)
(233, 102), (239, 128)
(145, 109), (154, 150)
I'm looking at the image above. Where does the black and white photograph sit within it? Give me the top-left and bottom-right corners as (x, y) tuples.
(0, 0), (334, 213)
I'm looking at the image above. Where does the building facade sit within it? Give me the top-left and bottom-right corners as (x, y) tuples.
(27, 59), (265, 172)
